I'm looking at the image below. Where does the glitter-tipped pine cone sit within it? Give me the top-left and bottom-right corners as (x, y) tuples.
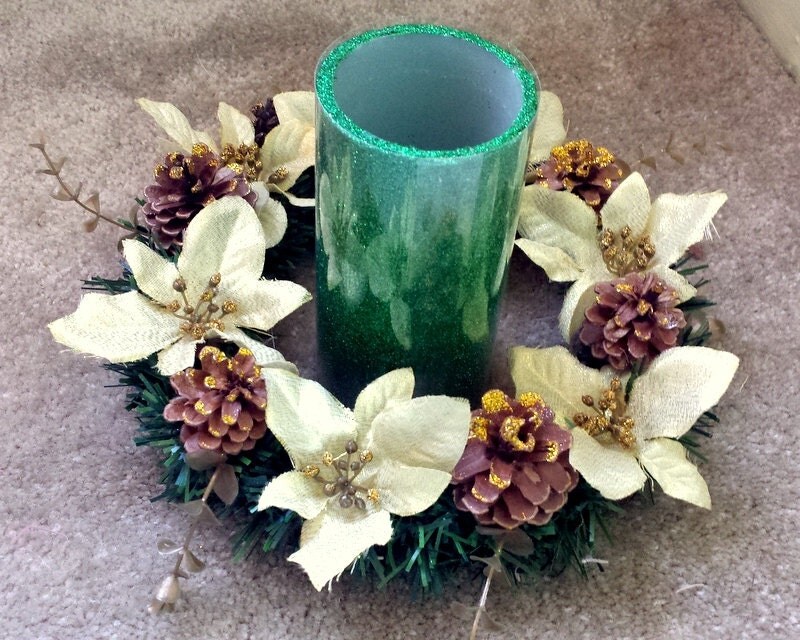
(530, 139), (627, 212)
(452, 391), (578, 529)
(579, 271), (687, 370)
(142, 143), (257, 250)
(164, 346), (268, 456)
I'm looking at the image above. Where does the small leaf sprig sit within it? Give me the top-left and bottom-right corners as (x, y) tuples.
(453, 528), (535, 640)
(31, 137), (137, 234)
(148, 462), (239, 613)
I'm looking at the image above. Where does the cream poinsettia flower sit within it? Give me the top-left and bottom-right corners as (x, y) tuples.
(137, 91), (315, 242)
(527, 90), (567, 165)
(510, 345), (738, 507)
(49, 196), (311, 375)
(257, 368), (470, 590)
(515, 172), (727, 339)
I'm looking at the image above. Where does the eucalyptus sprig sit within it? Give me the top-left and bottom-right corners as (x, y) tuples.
(31, 137), (137, 234)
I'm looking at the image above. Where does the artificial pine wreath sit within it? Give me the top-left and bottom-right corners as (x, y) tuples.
(38, 86), (738, 635)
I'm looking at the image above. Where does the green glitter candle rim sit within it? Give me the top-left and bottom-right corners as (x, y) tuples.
(315, 23), (539, 159)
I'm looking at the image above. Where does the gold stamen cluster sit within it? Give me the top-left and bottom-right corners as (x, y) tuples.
(302, 439), (379, 510)
(573, 378), (636, 448)
(165, 273), (239, 340)
(547, 139), (615, 181)
(221, 142), (263, 181)
(600, 225), (656, 276)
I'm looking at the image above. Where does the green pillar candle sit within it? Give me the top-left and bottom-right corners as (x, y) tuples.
(315, 24), (538, 405)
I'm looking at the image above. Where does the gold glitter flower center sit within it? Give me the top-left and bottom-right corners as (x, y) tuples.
(302, 440), (379, 510)
(600, 225), (656, 276)
(164, 273), (239, 340)
(221, 142), (263, 182)
(547, 139), (615, 178)
(573, 378), (636, 448)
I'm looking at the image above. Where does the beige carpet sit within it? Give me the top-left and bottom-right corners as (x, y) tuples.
(3, 0), (798, 638)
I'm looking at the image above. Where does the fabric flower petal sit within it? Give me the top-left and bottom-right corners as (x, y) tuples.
(177, 197), (265, 299)
(137, 98), (217, 154)
(217, 102), (255, 147)
(273, 91), (315, 124)
(649, 191), (727, 266)
(234, 279), (312, 332)
(360, 462), (452, 517)
(600, 172), (651, 238)
(216, 327), (294, 371)
(261, 369), (357, 467)
(122, 239), (180, 304)
(156, 336), (199, 375)
(628, 347), (739, 441)
(258, 470), (328, 519)
(365, 395), (470, 474)
(250, 182), (288, 249)
(516, 186), (598, 270)
(260, 119), (315, 191)
(514, 238), (583, 283)
(569, 428), (647, 500)
(559, 274), (608, 339)
(289, 509), (392, 591)
(638, 438), (711, 509)
(353, 368), (415, 428)
(527, 90), (567, 164)
(510, 345), (608, 428)
(49, 291), (178, 364)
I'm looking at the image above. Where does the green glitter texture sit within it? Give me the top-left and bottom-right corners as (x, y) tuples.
(315, 24), (538, 404)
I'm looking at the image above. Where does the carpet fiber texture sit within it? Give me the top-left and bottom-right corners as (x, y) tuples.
(2, 1), (798, 638)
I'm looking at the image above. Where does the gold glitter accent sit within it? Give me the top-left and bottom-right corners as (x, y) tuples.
(154, 164), (166, 178)
(225, 391), (238, 402)
(199, 346), (223, 360)
(165, 300), (180, 313)
(209, 273), (221, 286)
(252, 365), (262, 377)
(302, 465), (320, 478)
(469, 416), (489, 442)
(549, 139), (615, 177)
(194, 400), (210, 416)
(322, 452), (334, 466)
(269, 166), (289, 183)
(222, 300), (238, 314)
(573, 378), (636, 448)
(204, 376), (217, 389)
(544, 441), (559, 463)
(518, 392), (542, 408)
(500, 416), (536, 452)
(168, 166), (184, 180)
(488, 470), (511, 489)
(191, 143), (210, 157)
(367, 488), (380, 503)
(222, 414), (237, 426)
(200, 290), (213, 302)
(359, 450), (373, 463)
(202, 195), (216, 207)
(600, 225), (657, 277)
(471, 486), (490, 503)
(637, 299), (653, 315)
(615, 283), (635, 294)
(238, 347), (252, 357)
(481, 389), (511, 414)
(208, 425), (222, 438)
(220, 142), (263, 181)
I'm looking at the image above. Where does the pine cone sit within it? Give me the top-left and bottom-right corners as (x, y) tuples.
(579, 271), (687, 370)
(164, 346), (268, 456)
(528, 139), (627, 213)
(252, 99), (279, 147)
(141, 143), (257, 250)
(452, 390), (578, 529)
